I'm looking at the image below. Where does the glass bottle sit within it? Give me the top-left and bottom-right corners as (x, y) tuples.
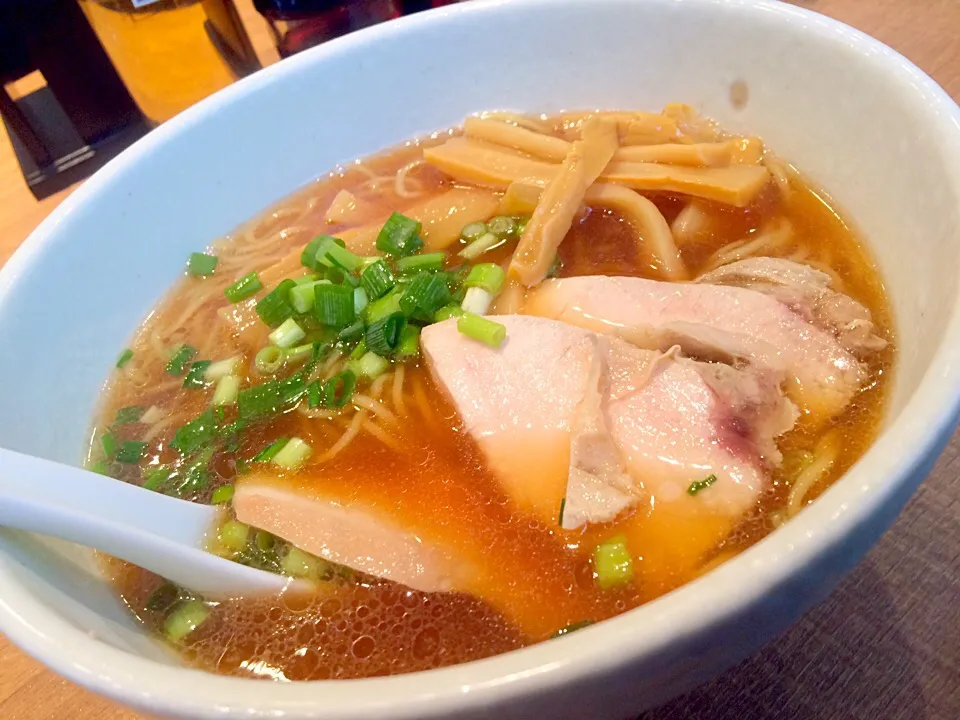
(77, 0), (260, 125)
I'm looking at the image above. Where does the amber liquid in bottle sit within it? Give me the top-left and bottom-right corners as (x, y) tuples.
(78, 0), (259, 125)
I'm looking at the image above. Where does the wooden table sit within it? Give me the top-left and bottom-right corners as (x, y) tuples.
(0, 1), (958, 718)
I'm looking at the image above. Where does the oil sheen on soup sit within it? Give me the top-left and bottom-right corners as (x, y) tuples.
(92, 106), (894, 681)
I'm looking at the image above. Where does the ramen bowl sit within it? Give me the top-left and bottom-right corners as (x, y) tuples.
(1, 0), (959, 717)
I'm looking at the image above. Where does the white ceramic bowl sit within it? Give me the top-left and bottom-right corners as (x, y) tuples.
(2, 0), (960, 717)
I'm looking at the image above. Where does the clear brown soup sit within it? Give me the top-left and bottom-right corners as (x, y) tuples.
(95, 113), (893, 681)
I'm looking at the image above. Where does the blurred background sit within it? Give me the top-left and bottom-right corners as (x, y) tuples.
(0, 0), (462, 259)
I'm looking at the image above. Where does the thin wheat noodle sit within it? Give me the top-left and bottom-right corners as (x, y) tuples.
(143, 416), (176, 443)
(317, 408), (369, 462)
(361, 420), (404, 452)
(392, 364), (407, 417)
(787, 432), (839, 517)
(369, 373), (392, 399)
(352, 395), (399, 426)
(411, 376), (440, 431)
(394, 160), (427, 199)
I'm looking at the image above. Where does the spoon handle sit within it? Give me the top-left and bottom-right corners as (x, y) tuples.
(0, 448), (292, 597)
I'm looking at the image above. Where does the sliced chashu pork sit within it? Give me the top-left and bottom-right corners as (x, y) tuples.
(697, 257), (887, 356)
(524, 271), (874, 422)
(422, 315), (797, 588)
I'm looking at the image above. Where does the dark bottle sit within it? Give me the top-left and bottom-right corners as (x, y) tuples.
(253, 0), (464, 58)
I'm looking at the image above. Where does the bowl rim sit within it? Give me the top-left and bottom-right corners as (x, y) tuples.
(2, 0), (960, 717)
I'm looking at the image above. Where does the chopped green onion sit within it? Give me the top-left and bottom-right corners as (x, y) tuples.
(282, 546), (324, 579)
(255, 530), (275, 552)
(459, 232), (501, 260)
(400, 272), (451, 319)
(279, 371), (309, 405)
(219, 520), (250, 552)
(322, 369), (356, 408)
(170, 409), (217, 454)
(460, 220), (487, 241)
(337, 320), (365, 343)
(396, 325), (421, 359)
(237, 379), (282, 420)
(269, 317), (306, 349)
(359, 259), (395, 300)
(546, 254), (562, 278)
(224, 272), (262, 303)
(487, 215), (517, 237)
(457, 313), (506, 348)
(101, 431), (118, 459)
(272, 437), (312, 470)
(364, 287), (403, 324)
(187, 252), (218, 276)
(434, 304), (465, 323)
(183, 360), (213, 389)
(164, 600), (210, 643)
(551, 620), (595, 639)
(396, 252), (445, 275)
(289, 280), (328, 313)
(594, 535), (634, 590)
(365, 312), (406, 356)
(255, 279), (297, 329)
(301, 235), (345, 272)
(143, 466), (172, 492)
(203, 356), (240, 382)
(687, 474), (718, 496)
(210, 485), (234, 505)
(354, 286), (369, 315)
(285, 343), (314, 364)
(314, 284), (356, 328)
(295, 273), (319, 285)
(166, 345), (197, 376)
(307, 380), (322, 408)
(324, 243), (363, 272)
(461, 286), (494, 315)
(516, 216), (529, 235)
(350, 351), (390, 380)
(177, 446), (214, 495)
(114, 405), (145, 425)
(146, 582), (180, 613)
(115, 348), (134, 369)
(253, 437), (289, 462)
(116, 440), (148, 464)
(90, 460), (111, 476)
(376, 212), (423, 257)
(255, 345), (285, 375)
(211, 375), (240, 406)
(464, 263), (506, 294)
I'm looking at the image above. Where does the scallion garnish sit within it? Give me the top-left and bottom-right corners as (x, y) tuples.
(272, 437), (312, 470)
(146, 582), (181, 613)
(164, 599), (210, 643)
(170, 409), (217, 454)
(289, 280), (329, 313)
(255, 346), (284, 375)
(460, 220), (487, 241)
(396, 252), (445, 275)
(365, 312), (406, 356)
(354, 286), (369, 315)
(211, 485), (234, 505)
(90, 460), (111, 476)
(211, 375), (240, 406)
(336, 320), (365, 343)
(116, 348), (134, 369)
(237, 379), (282, 420)
(459, 232), (501, 260)
(279, 371), (309, 405)
(434, 304), (465, 323)
(114, 405), (145, 425)
(360, 259), (395, 300)
(400, 271), (451, 319)
(219, 519), (250, 552)
(396, 325), (421, 359)
(166, 345), (197, 376)
(253, 437), (290, 462)
(203, 356), (240, 382)
(187, 252), (218, 277)
(350, 351), (390, 380)
(687, 474), (718, 496)
(256, 279), (297, 328)
(224, 272), (263, 303)
(268, 317), (306, 349)
(487, 215), (517, 237)
(594, 535), (633, 590)
(307, 380), (322, 408)
(301, 235), (346, 272)
(322, 369), (356, 408)
(457, 313), (506, 348)
(101, 431), (118, 459)
(376, 212), (423, 257)
(314, 283), (356, 328)
(463, 263), (506, 294)
(143, 466), (173, 492)
(364, 287), (403, 324)
(461, 286), (494, 315)
(116, 440), (148, 464)
(183, 360), (213, 389)
(324, 243), (363, 272)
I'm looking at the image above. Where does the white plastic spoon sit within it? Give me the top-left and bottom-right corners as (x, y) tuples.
(0, 447), (301, 599)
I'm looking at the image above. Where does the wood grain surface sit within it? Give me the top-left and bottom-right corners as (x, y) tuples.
(0, 1), (957, 718)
